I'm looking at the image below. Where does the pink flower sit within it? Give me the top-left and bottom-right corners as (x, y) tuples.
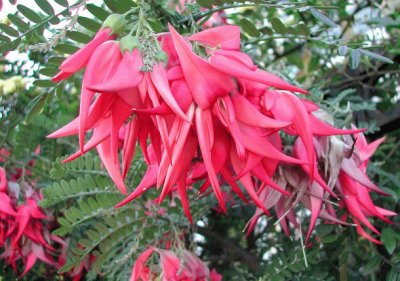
(130, 247), (222, 281)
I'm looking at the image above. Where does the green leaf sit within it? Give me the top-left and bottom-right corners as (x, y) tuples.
(86, 4), (110, 21)
(360, 49), (394, 64)
(286, 27), (298, 35)
(33, 79), (55, 87)
(114, 0), (137, 11)
(280, 269), (292, 278)
(259, 26), (273, 35)
(387, 268), (400, 281)
(298, 23), (309, 35)
(316, 225), (335, 237)
(46, 92), (54, 104)
(34, 0), (55, 16)
(56, 84), (64, 99)
(350, 49), (361, 69)
(54, 43), (79, 54)
(320, 234), (337, 243)
(309, 7), (337, 28)
(7, 14), (29, 32)
(147, 19), (164, 33)
(0, 34), (10, 42)
(80, 238), (93, 248)
(52, 226), (70, 236)
(270, 275), (285, 281)
(381, 228), (397, 254)
(17, 5), (42, 23)
(77, 16), (102, 33)
(0, 23), (19, 37)
(49, 15), (60, 25)
(271, 18), (286, 34)
(47, 56), (65, 65)
(104, 0), (126, 13)
(197, 0), (213, 9)
(25, 93), (48, 122)
(240, 18), (260, 37)
(58, 262), (76, 274)
(54, 0), (69, 7)
(363, 255), (381, 275)
(39, 67), (59, 77)
(66, 30), (91, 43)
(0, 38), (20, 53)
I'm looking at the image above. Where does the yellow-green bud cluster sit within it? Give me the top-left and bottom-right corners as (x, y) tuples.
(0, 76), (26, 96)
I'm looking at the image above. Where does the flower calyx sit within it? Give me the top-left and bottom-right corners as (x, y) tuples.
(120, 35), (140, 53)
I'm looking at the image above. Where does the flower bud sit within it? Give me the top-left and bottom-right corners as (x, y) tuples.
(120, 35), (140, 53)
(3, 80), (16, 95)
(103, 14), (126, 36)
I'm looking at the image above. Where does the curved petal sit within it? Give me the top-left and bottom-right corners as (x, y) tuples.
(189, 25), (241, 50)
(88, 49), (143, 92)
(59, 28), (114, 73)
(169, 24), (235, 109)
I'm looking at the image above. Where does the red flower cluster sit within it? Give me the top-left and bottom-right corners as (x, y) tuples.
(246, 131), (395, 243)
(50, 19), (394, 242)
(0, 150), (95, 279)
(131, 247), (221, 281)
(0, 166), (64, 277)
(337, 131), (395, 243)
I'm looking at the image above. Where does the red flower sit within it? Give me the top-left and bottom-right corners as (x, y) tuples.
(0, 153), (65, 276)
(130, 247), (222, 281)
(246, 130), (395, 244)
(49, 23), (394, 244)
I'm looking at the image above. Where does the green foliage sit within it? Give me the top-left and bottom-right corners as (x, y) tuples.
(41, 153), (153, 279)
(260, 249), (325, 281)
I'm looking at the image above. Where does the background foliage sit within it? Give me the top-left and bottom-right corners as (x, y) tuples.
(0, 0), (399, 280)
